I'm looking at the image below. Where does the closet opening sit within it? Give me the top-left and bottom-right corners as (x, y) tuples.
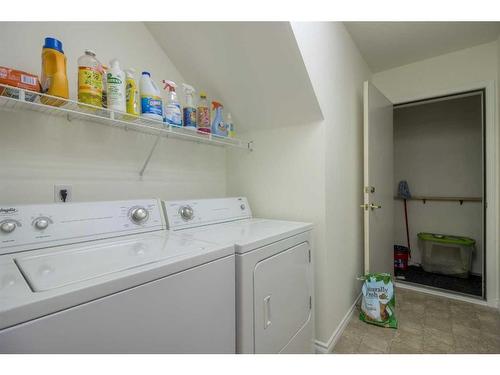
(392, 89), (486, 299)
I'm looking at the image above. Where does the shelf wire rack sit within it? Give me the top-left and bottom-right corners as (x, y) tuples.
(0, 83), (252, 175)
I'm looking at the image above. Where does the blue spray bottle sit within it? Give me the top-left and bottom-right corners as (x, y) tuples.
(211, 101), (227, 137)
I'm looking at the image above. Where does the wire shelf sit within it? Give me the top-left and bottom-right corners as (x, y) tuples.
(0, 83), (252, 151)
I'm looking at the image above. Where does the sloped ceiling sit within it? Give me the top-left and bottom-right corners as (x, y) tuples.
(345, 22), (500, 73)
(145, 22), (323, 132)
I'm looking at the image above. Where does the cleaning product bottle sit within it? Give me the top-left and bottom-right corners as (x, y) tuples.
(197, 91), (210, 134)
(77, 49), (102, 107)
(162, 80), (182, 127)
(101, 64), (108, 108)
(106, 59), (126, 113)
(182, 83), (197, 129)
(125, 68), (139, 117)
(41, 37), (69, 106)
(211, 101), (227, 137)
(226, 112), (235, 138)
(140, 71), (163, 121)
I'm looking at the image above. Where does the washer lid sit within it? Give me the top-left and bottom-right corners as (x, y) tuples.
(15, 232), (227, 292)
(0, 231), (233, 330)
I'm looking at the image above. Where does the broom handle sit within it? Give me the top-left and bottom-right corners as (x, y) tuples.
(404, 199), (411, 257)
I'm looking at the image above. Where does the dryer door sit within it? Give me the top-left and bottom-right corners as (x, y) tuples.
(253, 242), (311, 353)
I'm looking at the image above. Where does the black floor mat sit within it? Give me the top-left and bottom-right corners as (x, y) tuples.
(395, 265), (482, 297)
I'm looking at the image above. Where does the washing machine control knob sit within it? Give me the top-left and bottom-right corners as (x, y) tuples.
(131, 207), (149, 223)
(179, 206), (194, 221)
(0, 220), (17, 234)
(33, 217), (49, 230)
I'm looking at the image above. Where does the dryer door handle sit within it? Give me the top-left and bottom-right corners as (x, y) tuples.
(264, 295), (272, 329)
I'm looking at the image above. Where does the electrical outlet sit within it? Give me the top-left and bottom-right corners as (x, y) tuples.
(54, 185), (72, 203)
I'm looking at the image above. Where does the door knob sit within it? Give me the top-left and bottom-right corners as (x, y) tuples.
(360, 203), (382, 210)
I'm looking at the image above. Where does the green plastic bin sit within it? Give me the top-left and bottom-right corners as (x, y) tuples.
(417, 232), (475, 278)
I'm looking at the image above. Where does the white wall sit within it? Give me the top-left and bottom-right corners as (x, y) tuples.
(394, 95), (483, 274)
(0, 22), (226, 204)
(292, 22), (370, 347)
(227, 22), (371, 348)
(497, 36), (500, 307)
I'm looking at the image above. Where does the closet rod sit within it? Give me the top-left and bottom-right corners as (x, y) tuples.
(394, 196), (482, 205)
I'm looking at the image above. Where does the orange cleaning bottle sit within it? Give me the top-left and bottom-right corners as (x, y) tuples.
(40, 37), (69, 107)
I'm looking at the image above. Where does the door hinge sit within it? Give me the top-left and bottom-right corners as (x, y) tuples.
(308, 249), (311, 263)
(309, 296), (312, 310)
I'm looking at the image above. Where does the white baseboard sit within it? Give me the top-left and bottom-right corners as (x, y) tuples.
(314, 293), (361, 354)
(394, 281), (493, 307)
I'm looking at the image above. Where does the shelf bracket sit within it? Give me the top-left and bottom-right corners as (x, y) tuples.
(248, 141), (254, 151)
(139, 136), (161, 177)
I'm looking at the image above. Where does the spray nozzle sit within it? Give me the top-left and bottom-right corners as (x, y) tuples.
(162, 80), (177, 92)
(212, 101), (223, 110)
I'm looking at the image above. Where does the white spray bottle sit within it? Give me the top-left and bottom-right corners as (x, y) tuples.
(162, 80), (182, 127)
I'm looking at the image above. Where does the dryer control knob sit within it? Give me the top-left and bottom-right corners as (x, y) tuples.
(179, 206), (194, 221)
(131, 207), (149, 224)
(33, 217), (49, 230)
(0, 220), (16, 234)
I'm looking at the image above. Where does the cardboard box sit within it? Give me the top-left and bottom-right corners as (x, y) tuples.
(0, 66), (40, 102)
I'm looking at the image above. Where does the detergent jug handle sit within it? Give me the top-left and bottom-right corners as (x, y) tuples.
(150, 79), (160, 93)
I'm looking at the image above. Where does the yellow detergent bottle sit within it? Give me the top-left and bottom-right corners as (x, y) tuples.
(125, 68), (139, 118)
(40, 37), (69, 107)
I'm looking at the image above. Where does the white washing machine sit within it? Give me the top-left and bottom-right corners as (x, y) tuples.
(163, 197), (314, 354)
(0, 199), (235, 353)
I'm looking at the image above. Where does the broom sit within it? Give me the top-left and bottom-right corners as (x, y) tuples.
(398, 180), (412, 255)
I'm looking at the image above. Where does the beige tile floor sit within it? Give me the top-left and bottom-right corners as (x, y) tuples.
(333, 287), (500, 354)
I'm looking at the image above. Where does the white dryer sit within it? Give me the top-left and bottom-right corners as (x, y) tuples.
(163, 197), (315, 354)
(0, 199), (235, 353)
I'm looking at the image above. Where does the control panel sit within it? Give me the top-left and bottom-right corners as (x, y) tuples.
(164, 197), (252, 230)
(0, 199), (165, 255)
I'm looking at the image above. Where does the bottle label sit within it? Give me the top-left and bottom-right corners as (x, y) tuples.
(165, 103), (182, 126)
(141, 95), (163, 116)
(78, 67), (102, 96)
(214, 120), (228, 136)
(126, 79), (139, 115)
(183, 107), (197, 128)
(197, 106), (210, 129)
(107, 73), (124, 106)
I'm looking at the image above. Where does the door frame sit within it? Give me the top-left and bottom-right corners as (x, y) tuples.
(390, 80), (499, 308)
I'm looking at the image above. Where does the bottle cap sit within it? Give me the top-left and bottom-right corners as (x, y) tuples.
(110, 58), (121, 69)
(85, 49), (96, 57)
(142, 71), (151, 76)
(200, 91), (207, 98)
(43, 37), (64, 53)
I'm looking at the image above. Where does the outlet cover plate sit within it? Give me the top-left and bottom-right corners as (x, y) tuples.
(54, 184), (72, 203)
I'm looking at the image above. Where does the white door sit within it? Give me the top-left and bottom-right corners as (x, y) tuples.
(363, 81), (394, 275)
(253, 242), (311, 353)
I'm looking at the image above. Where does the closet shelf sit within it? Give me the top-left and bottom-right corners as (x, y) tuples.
(0, 84), (253, 151)
(394, 196), (482, 205)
